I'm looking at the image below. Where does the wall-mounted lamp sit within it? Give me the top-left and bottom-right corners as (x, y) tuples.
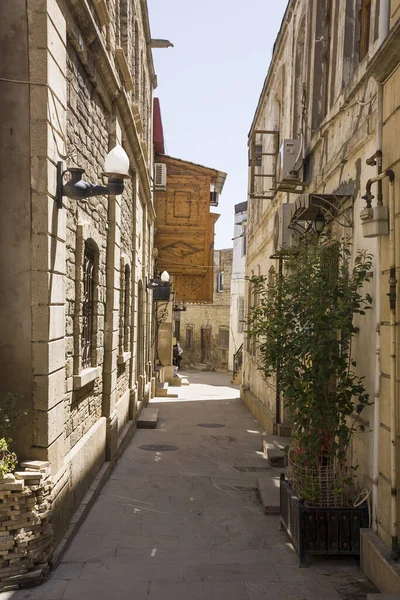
(160, 270), (170, 283)
(148, 271), (170, 289)
(313, 211), (326, 235)
(56, 144), (130, 209)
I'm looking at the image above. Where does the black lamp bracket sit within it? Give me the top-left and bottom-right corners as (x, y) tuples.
(56, 162), (128, 209)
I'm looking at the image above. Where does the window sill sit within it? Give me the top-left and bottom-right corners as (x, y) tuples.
(73, 367), (102, 390)
(118, 351), (131, 365)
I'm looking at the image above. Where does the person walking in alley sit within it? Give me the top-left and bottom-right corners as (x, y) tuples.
(173, 341), (183, 370)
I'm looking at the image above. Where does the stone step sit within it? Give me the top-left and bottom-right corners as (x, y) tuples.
(257, 475), (281, 514)
(155, 382), (169, 397)
(262, 439), (289, 468)
(137, 408), (159, 429)
(176, 374), (189, 386)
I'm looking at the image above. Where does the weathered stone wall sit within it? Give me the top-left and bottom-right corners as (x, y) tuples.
(244, 0), (381, 493)
(0, 0), (156, 549)
(180, 249), (232, 371)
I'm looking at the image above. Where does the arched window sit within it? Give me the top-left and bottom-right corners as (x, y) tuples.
(360, 0), (372, 60)
(82, 241), (96, 369)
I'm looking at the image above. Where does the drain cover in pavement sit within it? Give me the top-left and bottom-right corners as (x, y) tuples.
(139, 444), (177, 451)
(197, 423), (225, 428)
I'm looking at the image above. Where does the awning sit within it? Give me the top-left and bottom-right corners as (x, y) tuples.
(289, 193), (353, 226)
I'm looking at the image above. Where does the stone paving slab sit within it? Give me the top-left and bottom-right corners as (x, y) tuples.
(0, 372), (378, 600)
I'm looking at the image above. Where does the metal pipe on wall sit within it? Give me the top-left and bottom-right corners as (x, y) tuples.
(387, 173), (397, 559)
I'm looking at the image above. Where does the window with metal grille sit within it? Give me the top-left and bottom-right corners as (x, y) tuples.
(218, 326), (229, 348)
(185, 325), (194, 350)
(82, 244), (95, 369)
(123, 264), (130, 351)
(238, 297), (245, 333)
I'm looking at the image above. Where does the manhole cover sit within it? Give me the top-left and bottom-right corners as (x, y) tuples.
(139, 444), (177, 451)
(197, 423), (225, 428)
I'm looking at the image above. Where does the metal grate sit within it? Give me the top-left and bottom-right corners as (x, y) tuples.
(82, 244), (95, 369)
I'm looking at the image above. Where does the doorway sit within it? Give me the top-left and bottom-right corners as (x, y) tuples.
(201, 326), (211, 364)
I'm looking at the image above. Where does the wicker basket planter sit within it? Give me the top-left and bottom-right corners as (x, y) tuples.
(279, 474), (369, 567)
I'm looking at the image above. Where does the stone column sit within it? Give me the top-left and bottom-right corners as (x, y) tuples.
(29, 0), (67, 474)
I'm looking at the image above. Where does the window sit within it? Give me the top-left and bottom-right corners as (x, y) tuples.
(123, 264), (130, 351)
(185, 325), (194, 350)
(217, 271), (224, 292)
(218, 326), (229, 348)
(238, 297), (245, 333)
(82, 243), (96, 369)
(360, 0), (372, 61)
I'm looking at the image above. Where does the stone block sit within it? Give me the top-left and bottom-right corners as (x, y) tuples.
(31, 193), (67, 242)
(31, 271), (65, 305)
(361, 529), (400, 595)
(20, 461), (50, 471)
(32, 339), (65, 375)
(32, 304), (65, 342)
(33, 368), (66, 411)
(30, 434), (65, 474)
(137, 407), (159, 429)
(33, 401), (64, 447)
(31, 232), (66, 275)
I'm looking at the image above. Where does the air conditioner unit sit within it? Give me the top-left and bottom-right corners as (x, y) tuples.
(154, 163), (167, 189)
(273, 203), (297, 253)
(277, 139), (302, 183)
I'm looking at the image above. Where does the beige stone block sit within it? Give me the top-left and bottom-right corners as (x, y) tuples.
(32, 304), (65, 342)
(32, 193), (66, 242)
(30, 84), (66, 126)
(33, 401), (64, 446)
(379, 376), (391, 428)
(31, 271), (65, 305)
(73, 366), (102, 390)
(46, 51), (67, 107)
(380, 326), (392, 378)
(46, 0), (67, 41)
(377, 475), (392, 548)
(29, 433), (64, 474)
(32, 338), (65, 375)
(33, 368), (65, 411)
(30, 119), (66, 167)
(47, 16), (67, 76)
(31, 233), (66, 275)
(31, 156), (58, 200)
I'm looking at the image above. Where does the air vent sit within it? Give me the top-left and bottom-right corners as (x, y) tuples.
(154, 163), (167, 189)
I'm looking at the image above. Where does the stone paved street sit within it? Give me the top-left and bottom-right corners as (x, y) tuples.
(1, 371), (377, 600)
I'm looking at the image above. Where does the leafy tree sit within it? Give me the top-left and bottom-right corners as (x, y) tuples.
(247, 234), (373, 473)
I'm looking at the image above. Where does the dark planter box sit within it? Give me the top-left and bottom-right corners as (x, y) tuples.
(279, 474), (369, 567)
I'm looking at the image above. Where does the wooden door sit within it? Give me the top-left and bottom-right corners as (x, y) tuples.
(201, 327), (211, 364)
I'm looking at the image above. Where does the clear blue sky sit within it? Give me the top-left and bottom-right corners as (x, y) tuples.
(148, 0), (288, 249)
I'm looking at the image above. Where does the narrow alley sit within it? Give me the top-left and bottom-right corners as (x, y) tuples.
(2, 372), (376, 600)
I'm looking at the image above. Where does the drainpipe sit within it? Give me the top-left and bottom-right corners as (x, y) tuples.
(367, 84), (384, 531)
(363, 169), (397, 556)
(378, 0), (390, 45)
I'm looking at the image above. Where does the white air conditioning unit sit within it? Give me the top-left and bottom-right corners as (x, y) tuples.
(273, 203), (297, 253)
(154, 163), (167, 189)
(277, 139), (302, 183)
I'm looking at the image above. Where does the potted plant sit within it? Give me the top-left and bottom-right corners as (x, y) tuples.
(247, 233), (373, 566)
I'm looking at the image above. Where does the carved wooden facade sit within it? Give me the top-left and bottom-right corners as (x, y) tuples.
(154, 155), (226, 303)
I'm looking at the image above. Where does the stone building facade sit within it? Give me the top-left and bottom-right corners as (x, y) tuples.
(178, 249), (232, 371)
(0, 0), (156, 545)
(242, 0), (400, 590)
(228, 202), (247, 375)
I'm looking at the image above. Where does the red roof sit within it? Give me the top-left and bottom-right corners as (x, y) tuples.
(153, 98), (165, 155)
